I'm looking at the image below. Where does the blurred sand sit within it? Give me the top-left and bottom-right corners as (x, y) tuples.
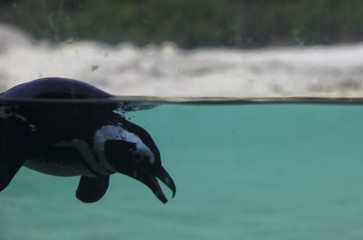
(1, 24), (363, 98)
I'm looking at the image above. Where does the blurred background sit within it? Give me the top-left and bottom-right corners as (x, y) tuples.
(2, 0), (363, 48)
(1, 0), (363, 97)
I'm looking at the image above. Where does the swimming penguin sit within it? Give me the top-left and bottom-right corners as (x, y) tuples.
(0, 77), (175, 203)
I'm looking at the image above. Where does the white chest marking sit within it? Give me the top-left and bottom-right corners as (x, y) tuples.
(56, 139), (116, 175)
(94, 124), (155, 165)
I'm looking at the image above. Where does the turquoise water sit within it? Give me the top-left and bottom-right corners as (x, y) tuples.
(2, 103), (363, 239)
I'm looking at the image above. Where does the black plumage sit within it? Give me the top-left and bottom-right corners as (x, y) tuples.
(0, 78), (175, 203)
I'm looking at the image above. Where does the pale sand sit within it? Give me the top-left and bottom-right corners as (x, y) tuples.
(1, 24), (363, 98)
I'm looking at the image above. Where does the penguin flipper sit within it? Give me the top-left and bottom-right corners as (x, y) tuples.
(0, 156), (25, 192)
(76, 175), (109, 203)
(0, 116), (30, 191)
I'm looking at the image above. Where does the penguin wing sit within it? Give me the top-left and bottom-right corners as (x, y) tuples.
(0, 114), (34, 192)
(0, 153), (26, 192)
(76, 175), (110, 203)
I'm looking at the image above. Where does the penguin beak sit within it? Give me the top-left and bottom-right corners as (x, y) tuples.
(133, 166), (176, 204)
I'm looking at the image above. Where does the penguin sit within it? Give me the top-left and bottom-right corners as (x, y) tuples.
(0, 77), (175, 203)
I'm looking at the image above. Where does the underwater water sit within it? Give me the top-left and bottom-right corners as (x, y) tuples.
(1, 101), (363, 240)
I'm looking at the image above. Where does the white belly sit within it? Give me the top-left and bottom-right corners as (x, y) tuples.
(23, 138), (116, 177)
(24, 158), (96, 177)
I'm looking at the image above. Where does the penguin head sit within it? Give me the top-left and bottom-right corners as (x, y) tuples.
(95, 119), (176, 203)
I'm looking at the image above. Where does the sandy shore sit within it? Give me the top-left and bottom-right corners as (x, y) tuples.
(1, 24), (363, 98)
